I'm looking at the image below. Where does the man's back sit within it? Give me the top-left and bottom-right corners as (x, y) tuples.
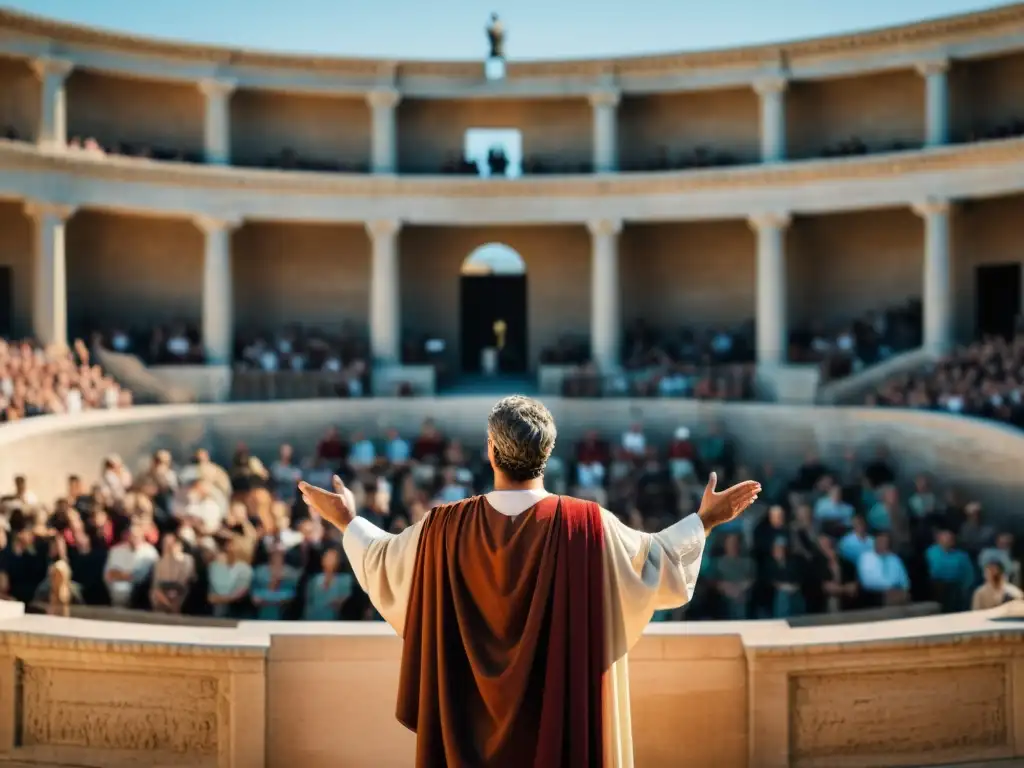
(395, 493), (605, 767)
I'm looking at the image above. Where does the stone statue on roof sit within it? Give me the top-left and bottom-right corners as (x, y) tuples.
(486, 13), (505, 60)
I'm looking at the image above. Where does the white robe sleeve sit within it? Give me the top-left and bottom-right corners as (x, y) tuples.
(342, 516), (426, 636)
(600, 510), (707, 656)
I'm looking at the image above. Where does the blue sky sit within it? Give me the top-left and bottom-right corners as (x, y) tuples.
(3, 0), (1000, 60)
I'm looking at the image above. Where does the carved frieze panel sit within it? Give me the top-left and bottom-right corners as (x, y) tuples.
(789, 663), (1008, 764)
(17, 662), (221, 760)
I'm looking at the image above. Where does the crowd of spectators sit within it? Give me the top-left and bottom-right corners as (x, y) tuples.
(621, 145), (741, 173)
(233, 148), (369, 174)
(0, 337), (131, 423)
(2, 420), (1018, 621)
(557, 320), (757, 399)
(790, 298), (922, 381)
(90, 325), (206, 366)
(66, 135), (204, 164)
(868, 330), (1024, 429)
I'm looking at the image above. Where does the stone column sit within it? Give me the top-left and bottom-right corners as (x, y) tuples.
(367, 219), (402, 365)
(917, 59), (949, 148)
(589, 90), (620, 173)
(749, 212), (791, 365)
(367, 89), (401, 174)
(754, 76), (788, 163)
(195, 215), (238, 364)
(914, 199), (952, 354)
(32, 58), (74, 151)
(199, 78), (236, 165)
(588, 218), (623, 370)
(25, 202), (75, 348)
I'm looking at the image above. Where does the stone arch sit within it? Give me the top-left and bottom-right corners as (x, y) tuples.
(461, 242), (527, 276)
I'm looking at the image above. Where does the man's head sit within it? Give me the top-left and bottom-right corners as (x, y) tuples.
(486, 396), (557, 483)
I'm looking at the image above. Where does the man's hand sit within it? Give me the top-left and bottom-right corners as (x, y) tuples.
(299, 475), (356, 533)
(697, 472), (760, 534)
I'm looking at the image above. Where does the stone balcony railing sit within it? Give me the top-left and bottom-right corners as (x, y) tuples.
(4, 136), (1024, 225)
(0, 600), (1021, 768)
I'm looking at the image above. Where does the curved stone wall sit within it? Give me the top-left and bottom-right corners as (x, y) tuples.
(0, 600), (1021, 768)
(3, 398), (1024, 528)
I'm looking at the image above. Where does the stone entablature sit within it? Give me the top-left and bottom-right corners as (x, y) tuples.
(1, 4), (1024, 95)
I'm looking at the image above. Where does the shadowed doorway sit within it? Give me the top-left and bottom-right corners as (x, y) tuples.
(975, 263), (1021, 339)
(460, 244), (528, 373)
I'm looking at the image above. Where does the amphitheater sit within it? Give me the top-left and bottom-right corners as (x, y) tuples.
(1, 4), (1024, 768)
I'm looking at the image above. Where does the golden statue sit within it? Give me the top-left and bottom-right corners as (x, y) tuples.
(493, 318), (507, 351)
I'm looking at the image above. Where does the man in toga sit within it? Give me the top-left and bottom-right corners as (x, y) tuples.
(300, 395), (760, 767)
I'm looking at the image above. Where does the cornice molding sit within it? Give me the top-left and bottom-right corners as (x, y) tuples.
(1, 4), (1023, 80)
(0, 629), (268, 663)
(3, 137), (1023, 202)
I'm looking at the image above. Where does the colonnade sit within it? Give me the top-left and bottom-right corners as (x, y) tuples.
(27, 56), (952, 173)
(22, 202), (953, 370)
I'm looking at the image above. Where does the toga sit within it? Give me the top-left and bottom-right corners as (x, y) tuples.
(343, 489), (706, 767)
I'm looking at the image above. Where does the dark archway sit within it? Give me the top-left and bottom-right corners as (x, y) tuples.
(459, 244), (528, 374)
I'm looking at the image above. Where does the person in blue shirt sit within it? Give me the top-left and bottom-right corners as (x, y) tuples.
(856, 532), (910, 607)
(925, 529), (976, 612)
(304, 546), (353, 620)
(251, 547), (299, 620)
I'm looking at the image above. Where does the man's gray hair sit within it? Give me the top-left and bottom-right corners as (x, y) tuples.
(487, 395), (557, 481)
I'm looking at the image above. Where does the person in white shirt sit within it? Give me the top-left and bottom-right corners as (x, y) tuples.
(621, 423), (646, 457)
(103, 523), (159, 608)
(179, 481), (227, 535)
(856, 532), (910, 605)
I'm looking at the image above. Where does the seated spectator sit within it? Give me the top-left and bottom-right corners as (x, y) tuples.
(384, 428), (411, 466)
(270, 444), (303, 505)
(712, 532), (755, 620)
(251, 547), (299, 620)
(925, 529), (976, 612)
(150, 532), (195, 614)
(856, 532), (910, 607)
(971, 552), (1023, 610)
(979, 532), (1021, 589)
(35, 559), (83, 616)
(1, 518), (48, 606)
(813, 484), (855, 532)
(806, 533), (858, 614)
(103, 522), (159, 609)
(621, 422), (647, 458)
(762, 536), (804, 618)
(304, 547), (353, 621)
(349, 431), (377, 469)
(207, 537), (254, 618)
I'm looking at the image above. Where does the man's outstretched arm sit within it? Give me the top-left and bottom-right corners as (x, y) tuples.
(299, 476), (424, 634)
(602, 473), (760, 652)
